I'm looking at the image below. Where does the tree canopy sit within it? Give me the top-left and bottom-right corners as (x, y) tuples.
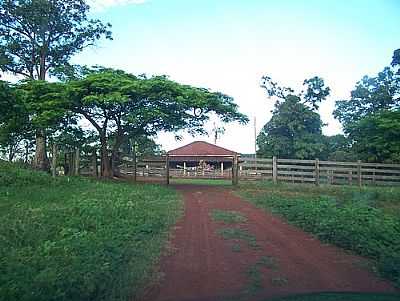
(65, 69), (248, 177)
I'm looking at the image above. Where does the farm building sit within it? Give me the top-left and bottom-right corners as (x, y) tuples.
(167, 141), (239, 176)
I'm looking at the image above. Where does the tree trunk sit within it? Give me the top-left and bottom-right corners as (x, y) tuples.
(100, 136), (112, 178)
(74, 148), (80, 176)
(92, 150), (98, 178)
(33, 129), (50, 171)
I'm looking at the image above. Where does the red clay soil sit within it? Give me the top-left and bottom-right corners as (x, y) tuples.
(142, 185), (397, 301)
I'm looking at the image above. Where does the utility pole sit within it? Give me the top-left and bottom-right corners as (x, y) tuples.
(254, 117), (257, 159)
(254, 116), (257, 172)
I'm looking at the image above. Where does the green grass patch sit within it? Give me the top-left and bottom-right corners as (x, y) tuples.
(244, 256), (280, 295)
(231, 243), (242, 252)
(0, 161), (182, 301)
(238, 181), (400, 287)
(217, 227), (260, 250)
(210, 209), (247, 224)
(170, 178), (232, 186)
(268, 292), (400, 301)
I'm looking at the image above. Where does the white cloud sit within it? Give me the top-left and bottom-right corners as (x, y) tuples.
(87, 0), (147, 10)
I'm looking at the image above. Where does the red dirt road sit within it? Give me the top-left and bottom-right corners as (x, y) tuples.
(144, 185), (397, 301)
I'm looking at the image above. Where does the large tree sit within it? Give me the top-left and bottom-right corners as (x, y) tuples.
(0, 0), (111, 170)
(333, 49), (400, 162)
(333, 66), (400, 132)
(348, 110), (400, 163)
(66, 69), (248, 177)
(257, 76), (330, 159)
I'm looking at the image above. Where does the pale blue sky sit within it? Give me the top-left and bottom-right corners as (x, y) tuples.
(74, 0), (400, 153)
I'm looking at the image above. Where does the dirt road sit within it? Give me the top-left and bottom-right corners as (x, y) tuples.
(144, 185), (396, 301)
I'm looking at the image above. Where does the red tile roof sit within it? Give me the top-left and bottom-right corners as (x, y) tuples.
(167, 141), (238, 157)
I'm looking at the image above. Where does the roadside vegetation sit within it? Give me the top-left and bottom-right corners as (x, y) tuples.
(0, 161), (182, 301)
(238, 181), (400, 287)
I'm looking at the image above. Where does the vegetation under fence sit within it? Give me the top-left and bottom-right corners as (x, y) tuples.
(0, 161), (182, 301)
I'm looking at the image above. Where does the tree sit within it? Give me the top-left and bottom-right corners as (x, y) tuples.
(392, 48), (400, 73)
(0, 0), (112, 170)
(348, 110), (400, 163)
(257, 95), (325, 159)
(0, 80), (30, 161)
(66, 69), (248, 177)
(320, 134), (355, 161)
(260, 75), (330, 109)
(257, 75), (330, 159)
(334, 66), (400, 132)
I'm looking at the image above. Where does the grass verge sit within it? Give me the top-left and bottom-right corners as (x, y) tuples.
(0, 161), (182, 301)
(238, 181), (400, 287)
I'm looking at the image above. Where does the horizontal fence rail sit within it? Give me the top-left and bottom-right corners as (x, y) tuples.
(116, 155), (400, 187)
(240, 157), (400, 186)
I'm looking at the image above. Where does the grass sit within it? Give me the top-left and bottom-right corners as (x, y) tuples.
(268, 292), (400, 301)
(238, 181), (400, 287)
(244, 256), (280, 295)
(210, 209), (247, 224)
(170, 178), (232, 186)
(216, 227), (260, 250)
(0, 161), (182, 301)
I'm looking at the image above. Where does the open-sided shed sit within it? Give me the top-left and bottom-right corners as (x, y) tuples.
(166, 141), (240, 184)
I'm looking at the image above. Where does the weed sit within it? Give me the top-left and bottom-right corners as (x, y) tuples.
(231, 243), (242, 252)
(217, 227), (261, 250)
(211, 209), (247, 224)
(271, 276), (289, 286)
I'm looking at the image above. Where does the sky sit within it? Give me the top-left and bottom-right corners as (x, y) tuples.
(33, 1), (400, 153)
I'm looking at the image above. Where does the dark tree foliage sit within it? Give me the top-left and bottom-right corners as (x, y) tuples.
(348, 110), (400, 163)
(0, 0), (112, 80)
(257, 95), (325, 159)
(258, 75), (330, 159)
(334, 66), (400, 131)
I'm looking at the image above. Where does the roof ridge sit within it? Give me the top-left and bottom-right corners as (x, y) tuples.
(167, 140), (237, 155)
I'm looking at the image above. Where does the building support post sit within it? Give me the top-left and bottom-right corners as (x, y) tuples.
(221, 162), (224, 177)
(183, 161), (187, 176)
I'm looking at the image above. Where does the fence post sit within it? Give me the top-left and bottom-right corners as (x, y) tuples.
(232, 155), (239, 186)
(315, 158), (320, 186)
(165, 154), (170, 185)
(133, 146), (137, 183)
(52, 143), (57, 178)
(357, 160), (362, 188)
(272, 156), (277, 184)
(74, 148), (80, 176)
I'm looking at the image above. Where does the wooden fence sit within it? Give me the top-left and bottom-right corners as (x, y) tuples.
(96, 155), (400, 187)
(240, 157), (400, 186)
